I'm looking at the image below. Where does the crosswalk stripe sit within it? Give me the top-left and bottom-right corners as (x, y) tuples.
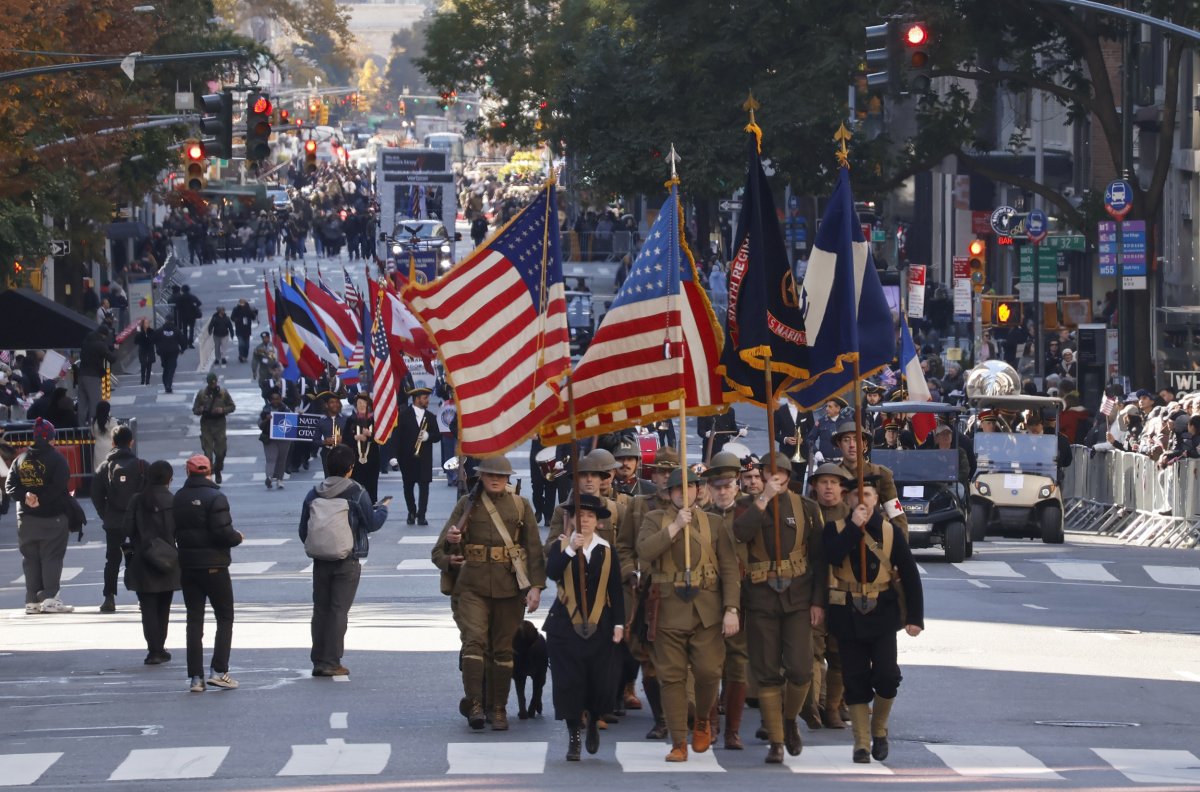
(108, 747), (229, 780)
(614, 742), (724, 772)
(1042, 562), (1116, 582)
(397, 559), (429, 570)
(228, 562), (276, 575)
(399, 536), (438, 544)
(0, 753), (62, 786)
(954, 561), (1023, 578)
(926, 745), (1064, 780)
(447, 742), (547, 774)
(240, 538), (292, 547)
(785, 745), (893, 775)
(1143, 566), (1200, 586)
(13, 568), (82, 585)
(1092, 748), (1200, 785)
(277, 739), (391, 776)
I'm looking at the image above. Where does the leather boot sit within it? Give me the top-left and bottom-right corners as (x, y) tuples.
(623, 681), (643, 709)
(566, 723), (582, 761)
(871, 695), (894, 761)
(692, 718), (713, 753)
(491, 707), (509, 731)
(723, 681), (747, 750)
(765, 742), (785, 764)
(850, 703), (872, 763)
(665, 742), (688, 762)
(489, 663), (513, 729)
(585, 713), (601, 754)
(466, 700), (486, 730)
(821, 704), (848, 729)
(462, 657), (486, 729)
(642, 676), (669, 740)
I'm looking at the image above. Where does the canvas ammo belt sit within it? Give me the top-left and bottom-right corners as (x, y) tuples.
(463, 544), (522, 563)
(650, 510), (718, 591)
(745, 493), (813, 584)
(828, 519), (894, 606)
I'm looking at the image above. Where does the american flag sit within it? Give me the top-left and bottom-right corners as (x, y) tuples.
(402, 183), (569, 456)
(369, 285), (400, 444)
(340, 269), (365, 383)
(1099, 394), (1118, 417)
(342, 268), (361, 312)
(540, 182), (723, 442)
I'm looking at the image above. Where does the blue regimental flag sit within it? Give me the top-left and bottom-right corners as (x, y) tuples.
(719, 133), (809, 407)
(787, 168), (894, 409)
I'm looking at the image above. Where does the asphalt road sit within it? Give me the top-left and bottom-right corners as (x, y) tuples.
(2, 252), (1200, 791)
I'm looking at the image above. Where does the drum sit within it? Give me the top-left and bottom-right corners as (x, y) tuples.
(722, 441), (751, 464)
(535, 447), (568, 480)
(442, 457), (460, 473)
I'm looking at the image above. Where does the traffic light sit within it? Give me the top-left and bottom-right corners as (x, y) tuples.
(198, 90), (233, 160)
(900, 21), (932, 92)
(994, 298), (1020, 327)
(182, 139), (207, 191)
(304, 139), (318, 174)
(319, 103), (329, 125)
(968, 238), (987, 292)
(865, 21), (900, 95)
(279, 108), (290, 126)
(245, 91), (273, 162)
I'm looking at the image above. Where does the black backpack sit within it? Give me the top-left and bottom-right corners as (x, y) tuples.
(107, 456), (147, 514)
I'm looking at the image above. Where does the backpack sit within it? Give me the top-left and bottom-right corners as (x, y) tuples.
(107, 457), (146, 514)
(304, 494), (354, 560)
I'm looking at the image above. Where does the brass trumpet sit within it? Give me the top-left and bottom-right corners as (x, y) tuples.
(791, 426), (803, 462)
(414, 413), (428, 455)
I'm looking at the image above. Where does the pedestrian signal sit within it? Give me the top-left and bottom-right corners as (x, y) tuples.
(995, 298), (1020, 327)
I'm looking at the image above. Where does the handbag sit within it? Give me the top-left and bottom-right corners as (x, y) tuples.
(143, 536), (179, 573)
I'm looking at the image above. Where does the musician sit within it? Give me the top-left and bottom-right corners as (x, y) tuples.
(341, 394), (382, 503)
(529, 436), (558, 527)
(774, 397), (811, 459)
(862, 383), (887, 435)
(698, 407), (744, 460)
(396, 386), (441, 525)
(314, 394), (346, 477)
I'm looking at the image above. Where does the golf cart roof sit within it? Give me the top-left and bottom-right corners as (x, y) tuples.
(867, 401), (962, 415)
(971, 395), (1064, 411)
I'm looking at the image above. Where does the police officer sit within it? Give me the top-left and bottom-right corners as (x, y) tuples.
(433, 456), (545, 731)
(823, 475), (924, 764)
(701, 451), (750, 750)
(833, 422), (909, 538)
(192, 373), (235, 484)
(637, 467), (741, 763)
(732, 453), (826, 764)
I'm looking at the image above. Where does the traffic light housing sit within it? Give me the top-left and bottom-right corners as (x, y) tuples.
(182, 139), (207, 191)
(319, 103), (330, 125)
(900, 21), (932, 92)
(864, 21), (899, 95)
(304, 139), (318, 174)
(245, 91), (273, 163)
(279, 108), (290, 126)
(994, 298), (1020, 327)
(198, 90), (233, 160)
(968, 238), (987, 292)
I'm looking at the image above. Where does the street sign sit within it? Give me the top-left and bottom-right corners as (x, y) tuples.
(1097, 220), (1146, 277)
(952, 256), (972, 321)
(1123, 276), (1147, 290)
(1027, 209), (1048, 243)
(49, 240), (70, 257)
(718, 199), (742, 212)
(907, 264), (926, 319)
(871, 227), (887, 243)
(1104, 179), (1132, 220)
(989, 205), (1018, 236)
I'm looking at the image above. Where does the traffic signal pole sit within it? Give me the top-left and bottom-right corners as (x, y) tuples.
(0, 50), (245, 83)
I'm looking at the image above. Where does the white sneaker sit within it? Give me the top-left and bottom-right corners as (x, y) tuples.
(189, 676), (206, 693)
(39, 599), (74, 614)
(25, 602), (40, 615)
(274, 478), (284, 489)
(206, 671), (238, 689)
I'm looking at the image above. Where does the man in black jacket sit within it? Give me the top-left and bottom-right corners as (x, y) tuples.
(230, 299), (258, 363)
(207, 306), (235, 366)
(154, 320), (186, 394)
(177, 284), (203, 349)
(77, 325), (116, 425)
(174, 454), (243, 693)
(5, 419), (75, 613)
(90, 426), (145, 612)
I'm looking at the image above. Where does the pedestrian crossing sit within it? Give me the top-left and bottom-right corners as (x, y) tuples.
(4, 743), (1199, 783)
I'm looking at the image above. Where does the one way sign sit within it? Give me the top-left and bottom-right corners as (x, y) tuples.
(718, 200), (742, 212)
(49, 240), (70, 257)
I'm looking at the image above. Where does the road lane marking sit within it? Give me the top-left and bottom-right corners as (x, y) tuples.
(785, 745), (892, 775)
(0, 753), (62, 786)
(954, 561), (1023, 577)
(1023, 604), (1048, 610)
(399, 536), (438, 544)
(1144, 566), (1200, 586)
(108, 747), (229, 780)
(614, 742), (724, 772)
(397, 560), (429, 570)
(927, 745), (1064, 780)
(13, 567), (82, 585)
(227, 562), (275, 575)
(1175, 670), (1200, 683)
(447, 742), (547, 774)
(1042, 562), (1117, 582)
(1093, 748), (1200, 785)
(277, 739), (390, 776)
(330, 712), (348, 729)
(968, 580), (990, 589)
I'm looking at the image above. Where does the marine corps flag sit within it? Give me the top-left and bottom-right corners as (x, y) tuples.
(787, 167), (893, 409)
(719, 130), (809, 407)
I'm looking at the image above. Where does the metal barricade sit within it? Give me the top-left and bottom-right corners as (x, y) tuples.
(1061, 445), (1200, 550)
(2, 424), (96, 496)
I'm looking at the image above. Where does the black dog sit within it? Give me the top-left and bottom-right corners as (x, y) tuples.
(512, 620), (548, 719)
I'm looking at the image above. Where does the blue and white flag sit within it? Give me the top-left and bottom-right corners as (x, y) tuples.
(787, 168), (894, 409)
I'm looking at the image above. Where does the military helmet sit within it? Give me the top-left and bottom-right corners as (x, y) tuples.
(666, 467), (702, 488)
(578, 449), (617, 477)
(475, 456), (514, 476)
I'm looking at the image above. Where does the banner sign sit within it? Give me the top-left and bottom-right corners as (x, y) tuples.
(268, 412), (324, 442)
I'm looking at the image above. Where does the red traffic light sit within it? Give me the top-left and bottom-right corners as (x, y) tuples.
(186, 142), (205, 160)
(969, 239), (985, 257)
(280, 109), (290, 122)
(253, 95), (273, 115)
(304, 140), (317, 154)
(903, 23), (928, 46)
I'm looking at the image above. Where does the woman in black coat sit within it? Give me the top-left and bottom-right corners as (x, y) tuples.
(341, 393), (381, 502)
(543, 493), (625, 761)
(122, 460), (181, 665)
(134, 318), (157, 385)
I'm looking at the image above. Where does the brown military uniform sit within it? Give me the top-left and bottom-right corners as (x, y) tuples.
(637, 504), (741, 749)
(837, 460), (909, 537)
(810, 499), (850, 725)
(703, 502), (748, 684)
(732, 491), (826, 747)
(433, 490), (546, 718)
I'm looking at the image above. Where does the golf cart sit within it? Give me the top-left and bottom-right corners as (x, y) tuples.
(968, 394), (1065, 544)
(867, 402), (972, 563)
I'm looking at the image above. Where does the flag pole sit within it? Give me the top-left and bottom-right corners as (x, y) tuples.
(665, 146), (693, 595)
(565, 374), (589, 628)
(763, 356), (784, 579)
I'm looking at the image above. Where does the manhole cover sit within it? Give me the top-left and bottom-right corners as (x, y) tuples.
(1036, 720), (1139, 728)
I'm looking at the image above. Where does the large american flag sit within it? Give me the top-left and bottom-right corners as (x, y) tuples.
(369, 284), (400, 444)
(403, 184), (569, 456)
(540, 182), (723, 442)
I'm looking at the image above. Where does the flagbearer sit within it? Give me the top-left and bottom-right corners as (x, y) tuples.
(396, 386), (441, 525)
(807, 463), (854, 729)
(636, 467), (741, 763)
(833, 422), (909, 538)
(823, 474), (924, 764)
(732, 452), (827, 763)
